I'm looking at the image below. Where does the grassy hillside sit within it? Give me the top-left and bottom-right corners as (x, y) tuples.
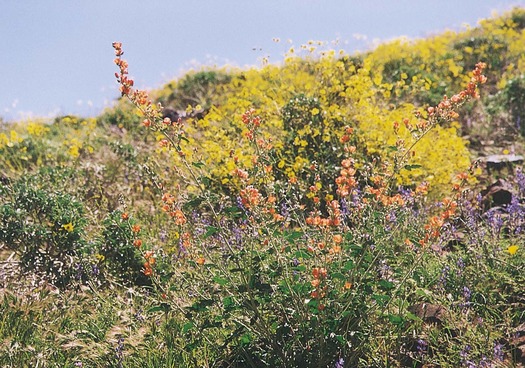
(1, 8), (524, 368)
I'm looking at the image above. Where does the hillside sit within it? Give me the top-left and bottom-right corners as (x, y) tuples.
(0, 7), (524, 368)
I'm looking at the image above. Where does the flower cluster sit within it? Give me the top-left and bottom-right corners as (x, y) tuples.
(112, 41), (162, 125)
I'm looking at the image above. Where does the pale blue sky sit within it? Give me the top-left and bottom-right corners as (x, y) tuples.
(1, 1), (524, 121)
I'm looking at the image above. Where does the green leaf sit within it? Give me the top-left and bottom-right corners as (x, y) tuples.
(192, 161), (205, 168)
(331, 272), (346, 280)
(188, 299), (214, 312)
(204, 226), (219, 238)
(403, 164), (422, 171)
(379, 280), (395, 290)
(223, 296), (235, 309)
(285, 231), (304, 243)
(372, 294), (390, 306)
(343, 260), (354, 271)
(240, 333), (252, 345)
(182, 322), (194, 333)
(199, 176), (212, 186)
(387, 314), (404, 326)
(213, 276), (229, 286)
(295, 249), (313, 259)
(147, 303), (170, 313)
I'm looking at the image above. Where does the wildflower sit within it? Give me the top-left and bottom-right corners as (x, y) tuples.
(312, 267), (327, 279)
(162, 192), (176, 204)
(493, 341), (504, 362)
(196, 257), (206, 265)
(344, 281), (352, 290)
(62, 223), (74, 232)
(133, 239), (142, 248)
(506, 244), (519, 255)
(142, 264), (153, 277)
(132, 224), (141, 233)
(239, 186), (261, 209)
(121, 212), (129, 220)
(333, 234), (343, 244)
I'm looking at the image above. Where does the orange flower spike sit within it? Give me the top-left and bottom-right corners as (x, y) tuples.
(456, 172), (469, 181)
(121, 212), (129, 220)
(142, 266), (153, 277)
(133, 239), (143, 249)
(132, 224), (141, 233)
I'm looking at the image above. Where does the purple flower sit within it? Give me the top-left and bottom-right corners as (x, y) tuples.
(334, 357), (344, 368)
(493, 341), (504, 361)
(416, 338), (428, 355)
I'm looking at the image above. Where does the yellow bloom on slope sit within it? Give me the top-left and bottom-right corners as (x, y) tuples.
(62, 223), (74, 232)
(506, 245), (519, 255)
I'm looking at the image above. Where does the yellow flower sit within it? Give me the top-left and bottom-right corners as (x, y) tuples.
(62, 223), (74, 232)
(506, 245), (519, 255)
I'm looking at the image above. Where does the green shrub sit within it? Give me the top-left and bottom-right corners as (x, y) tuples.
(0, 175), (88, 287)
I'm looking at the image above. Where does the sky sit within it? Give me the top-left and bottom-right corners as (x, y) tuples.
(1, 0), (524, 122)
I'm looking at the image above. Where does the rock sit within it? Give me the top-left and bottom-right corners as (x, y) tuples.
(484, 154), (524, 175)
(480, 179), (513, 211)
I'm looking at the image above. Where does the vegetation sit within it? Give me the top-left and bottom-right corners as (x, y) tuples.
(1, 8), (524, 367)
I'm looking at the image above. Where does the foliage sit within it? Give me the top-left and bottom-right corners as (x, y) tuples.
(1, 8), (525, 367)
(0, 170), (88, 287)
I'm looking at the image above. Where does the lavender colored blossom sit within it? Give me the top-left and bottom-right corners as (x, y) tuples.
(457, 257), (465, 275)
(463, 286), (472, 305)
(416, 338), (428, 355)
(493, 341), (504, 362)
(438, 265), (450, 289)
(115, 337), (124, 368)
(334, 357), (344, 368)
(516, 167), (525, 196)
(91, 263), (100, 277)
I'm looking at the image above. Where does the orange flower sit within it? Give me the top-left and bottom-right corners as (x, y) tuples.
(132, 224), (141, 233)
(133, 239), (142, 248)
(196, 257), (205, 265)
(142, 265), (153, 277)
(311, 279), (320, 288)
(333, 234), (343, 244)
(162, 192), (176, 204)
(344, 281), (352, 290)
(312, 267), (327, 279)
(121, 212), (129, 220)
